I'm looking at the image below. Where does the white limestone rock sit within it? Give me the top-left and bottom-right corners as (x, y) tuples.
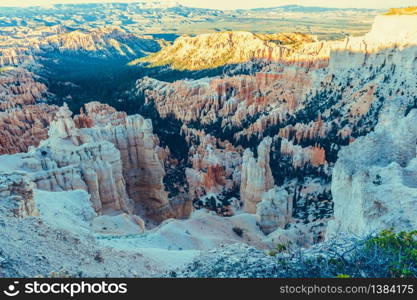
(256, 187), (292, 235)
(240, 137), (274, 213)
(328, 99), (417, 237)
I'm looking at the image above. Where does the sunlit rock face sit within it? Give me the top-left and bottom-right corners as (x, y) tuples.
(328, 99), (417, 237)
(329, 15), (417, 71)
(367, 15), (417, 44)
(92, 214), (145, 235)
(137, 31), (332, 70)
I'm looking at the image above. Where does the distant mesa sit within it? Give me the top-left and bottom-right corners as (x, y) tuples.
(135, 9), (417, 71)
(134, 31), (316, 71)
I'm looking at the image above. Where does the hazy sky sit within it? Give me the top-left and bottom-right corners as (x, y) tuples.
(0, 0), (415, 9)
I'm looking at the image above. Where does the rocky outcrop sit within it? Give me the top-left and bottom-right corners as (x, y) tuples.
(23, 105), (133, 214)
(256, 187), (292, 235)
(0, 104), (59, 155)
(328, 99), (417, 237)
(0, 102), (191, 225)
(137, 15), (417, 229)
(280, 138), (326, 168)
(137, 67), (313, 140)
(38, 27), (161, 59)
(137, 15), (417, 143)
(1, 12), (416, 251)
(74, 102), (127, 128)
(0, 173), (38, 217)
(0, 27), (161, 67)
(76, 102), (191, 222)
(0, 68), (47, 110)
(0, 65), (57, 155)
(278, 116), (328, 144)
(184, 127), (241, 198)
(137, 31), (330, 70)
(240, 137), (274, 213)
(265, 221), (326, 248)
(0, 22), (168, 157)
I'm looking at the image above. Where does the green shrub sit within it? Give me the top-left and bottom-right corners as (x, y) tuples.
(268, 230), (417, 278)
(365, 230), (417, 277)
(267, 242), (292, 257)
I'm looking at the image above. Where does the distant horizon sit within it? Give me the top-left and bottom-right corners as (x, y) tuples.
(0, 0), (416, 10)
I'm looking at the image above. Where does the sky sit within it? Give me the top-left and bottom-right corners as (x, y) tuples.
(0, 0), (415, 10)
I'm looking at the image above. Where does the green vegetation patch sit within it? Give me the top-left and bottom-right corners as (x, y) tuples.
(268, 230), (417, 278)
(365, 230), (417, 277)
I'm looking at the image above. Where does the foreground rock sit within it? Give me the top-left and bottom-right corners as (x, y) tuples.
(169, 238), (351, 278)
(328, 99), (417, 236)
(170, 244), (281, 278)
(0, 215), (160, 277)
